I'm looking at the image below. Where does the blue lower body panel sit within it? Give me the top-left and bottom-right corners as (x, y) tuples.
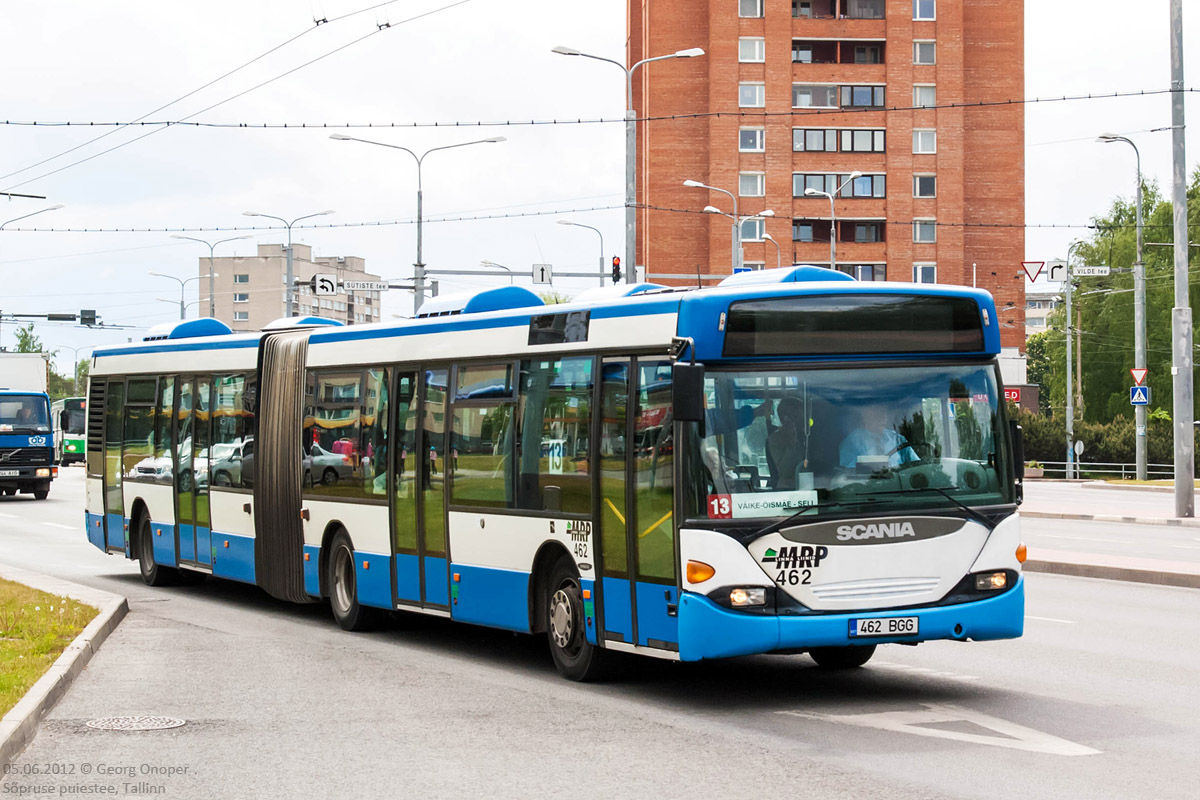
(303, 545), (321, 597)
(601, 576), (632, 643)
(150, 522), (176, 568)
(178, 524), (195, 562)
(635, 581), (678, 647)
(677, 576), (1025, 662)
(355, 551), (392, 609)
(212, 532), (255, 584)
(394, 553), (420, 603)
(581, 578), (597, 645)
(195, 526), (212, 566)
(105, 513), (125, 550)
(423, 556), (448, 606)
(86, 513), (105, 551)
(450, 563), (531, 633)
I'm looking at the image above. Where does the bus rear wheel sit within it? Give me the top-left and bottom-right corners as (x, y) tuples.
(327, 531), (382, 631)
(545, 555), (611, 682)
(137, 516), (178, 587)
(809, 645), (876, 669)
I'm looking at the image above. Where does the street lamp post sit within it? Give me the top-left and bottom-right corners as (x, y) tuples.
(1, 204), (64, 230)
(804, 171), (861, 271)
(557, 220), (605, 287)
(479, 260), (514, 285)
(553, 45), (705, 284)
(170, 234), (253, 319)
(685, 180), (742, 270)
(331, 134), (505, 315)
(149, 272), (216, 320)
(762, 233), (782, 270)
(1096, 133), (1147, 481)
(697, 201), (774, 273)
(242, 210), (334, 317)
(1065, 240), (1084, 480)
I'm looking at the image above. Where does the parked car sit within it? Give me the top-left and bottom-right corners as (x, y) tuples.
(304, 443), (354, 487)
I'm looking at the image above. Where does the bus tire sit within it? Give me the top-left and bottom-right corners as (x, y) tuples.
(545, 555), (611, 682)
(137, 516), (178, 587)
(327, 530), (381, 632)
(808, 645), (876, 669)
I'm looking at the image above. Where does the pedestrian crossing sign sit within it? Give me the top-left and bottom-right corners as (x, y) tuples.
(1130, 386), (1150, 406)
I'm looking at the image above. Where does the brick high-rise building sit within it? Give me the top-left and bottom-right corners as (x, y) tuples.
(629, 0), (1025, 353)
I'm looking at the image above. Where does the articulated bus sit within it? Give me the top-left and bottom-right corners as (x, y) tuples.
(83, 266), (1026, 680)
(52, 396), (87, 466)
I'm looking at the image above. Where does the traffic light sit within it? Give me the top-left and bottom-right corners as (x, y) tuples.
(79, 309), (96, 326)
(611, 256), (621, 284)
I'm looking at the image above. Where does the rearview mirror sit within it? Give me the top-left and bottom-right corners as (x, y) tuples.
(672, 362), (705, 423)
(1009, 420), (1024, 505)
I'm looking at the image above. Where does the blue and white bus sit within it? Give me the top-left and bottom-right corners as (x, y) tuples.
(84, 266), (1026, 680)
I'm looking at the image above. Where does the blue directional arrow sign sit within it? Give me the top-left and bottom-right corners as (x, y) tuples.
(1130, 386), (1151, 406)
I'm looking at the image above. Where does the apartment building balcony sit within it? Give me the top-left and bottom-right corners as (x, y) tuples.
(792, 39), (885, 65)
(792, 0), (886, 37)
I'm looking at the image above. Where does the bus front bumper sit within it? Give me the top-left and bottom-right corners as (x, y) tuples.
(676, 575), (1024, 662)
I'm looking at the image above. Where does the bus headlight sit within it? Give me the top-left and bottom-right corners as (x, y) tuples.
(729, 587), (767, 607)
(975, 572), (1008, 591)
(66, 444), (77, 452)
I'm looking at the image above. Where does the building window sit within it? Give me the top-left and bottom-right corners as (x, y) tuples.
(793, 128), (837, 152)
(233, 311), (249, 321)
(739, 128), (766, 152)
(739, 172), (765, 197)
(851, 221), (884, 243)
(795, 173), (831, 196)
(793, 221), (814, 242)
(233, 293), (249, 303)
(914, 174), (937, 197)
(233, 274), (250, 284)
(840, 129), (885, 152)
(914, 85), (936, 108)
(846, 0), (885, 19)
(913, 220), (937, 243)
(739, 83), (766, 108)
(792, 84), (838, 108)
(913, 129), (937, 153)
(741, 218), (765, 241)
(913, 264), (937, 283)
(740, 0), (764, 17)
(914, 41), (936, 64)
(842, 264), (886, 281)
(913, 0), (935, 20)
(844, 173), (886, 198)
(742, 262), (766, 272)
(841, 85), (885, 108)
(853, 45), (882, 64)
(738, 37), (765, 62)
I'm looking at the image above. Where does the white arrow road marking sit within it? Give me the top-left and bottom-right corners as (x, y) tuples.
(779, 703), (1100, 756)
(42, 522), (76, 530)
(1026, 615), (1077, 624)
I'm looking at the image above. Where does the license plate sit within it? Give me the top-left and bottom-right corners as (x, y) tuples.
(849, 616), (919, 638)
(0, 469), (18, 477)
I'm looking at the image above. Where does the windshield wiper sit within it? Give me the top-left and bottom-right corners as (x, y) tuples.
(867, 486), (994, 530)
(752, 498), (879, 538)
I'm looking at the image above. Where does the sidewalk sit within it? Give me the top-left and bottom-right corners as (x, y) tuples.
(1025, 547), (1200, 589)
(0, 563), (127, 766)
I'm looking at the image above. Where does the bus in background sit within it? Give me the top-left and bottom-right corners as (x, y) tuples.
(83, 266), (1026, 681)
(52, 397), (87, 466)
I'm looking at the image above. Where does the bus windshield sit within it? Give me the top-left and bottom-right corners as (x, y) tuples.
(0, 395), (50, 433)
(64, 399), (86, 434)
(686, 363), (1011, 521)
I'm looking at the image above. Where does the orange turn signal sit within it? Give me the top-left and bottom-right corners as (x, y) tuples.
(582, 589), (591, 600)
(686, 560), (716, 584)
(1016, 543), (1027, 564)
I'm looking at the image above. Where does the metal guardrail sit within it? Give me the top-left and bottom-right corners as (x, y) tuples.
(1032, 461), (1175, 480)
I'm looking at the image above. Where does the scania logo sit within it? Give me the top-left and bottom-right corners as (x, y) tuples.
(28, 436), (47, 446)
(836, 521), (916, 541)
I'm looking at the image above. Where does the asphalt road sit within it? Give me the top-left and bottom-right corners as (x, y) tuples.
(1023, 480), (1191, 519)
(2, 469), (1198, 799)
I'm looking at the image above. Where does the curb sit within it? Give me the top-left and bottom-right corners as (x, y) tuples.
(1025, 558), (1200, 590)
(1022, 510), (1200, 528)
(0, 564), (128, 766)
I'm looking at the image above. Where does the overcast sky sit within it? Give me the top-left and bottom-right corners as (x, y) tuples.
(0, 0), (1196, 375)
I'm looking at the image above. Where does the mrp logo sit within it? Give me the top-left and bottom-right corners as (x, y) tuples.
(28, 436), (47, 446)
(762, 545), (827, 569)
(837, 521), (916, 541)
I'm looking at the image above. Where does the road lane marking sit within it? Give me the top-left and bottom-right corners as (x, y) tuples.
(779, 703), (1100, 756)
(0, 511), (18, 519)
(1170, 544), (1200, 550)
(873, 661), (980, 682)
(1026, 616), (1076, 624)
(41, 522), (76, 530)
(1038, 533), (1133, 544)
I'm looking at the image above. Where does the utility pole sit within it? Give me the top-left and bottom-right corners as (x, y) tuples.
(1169, 0), (1193, 516)
(1076, 307), (1084, 420)
(1065, 260), (1075, 480)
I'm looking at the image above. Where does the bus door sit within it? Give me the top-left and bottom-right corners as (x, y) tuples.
(392, 367), (450, 609)
(102, 380), (125, 551)
(597, 358), (679, 651)
(175, 377), (213, 567)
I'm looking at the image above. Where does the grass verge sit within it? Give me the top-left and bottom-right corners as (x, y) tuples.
(0, 578), (98, 717)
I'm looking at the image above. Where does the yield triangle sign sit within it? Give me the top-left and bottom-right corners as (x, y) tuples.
(1021, 261), (1045, 282)
(1130, 368), (1148, 386)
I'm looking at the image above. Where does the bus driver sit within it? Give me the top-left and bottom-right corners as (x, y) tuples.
(838, 404), (919, 471)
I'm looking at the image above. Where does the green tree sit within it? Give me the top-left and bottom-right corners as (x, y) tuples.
(1024, 330), (1053, 413)
(14, 323), (47, 354)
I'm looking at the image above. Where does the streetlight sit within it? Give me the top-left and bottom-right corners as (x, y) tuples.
(804, 172), (861, 271)
(0, 204), (63, 230)
(762, 233), (782, 270)
(557, 220), (605, 287)
(149, 271), (217, 320)
(686, 180), (741, 271)
(170, 234), (253, 319)
(553, 45), (705, 284)
(479, 260), (514, 285)
(331, 133), (505, 315)
(1097, 132), (1147, 481)
(242, 210), (334, 317)
(51, 344), (90, 395)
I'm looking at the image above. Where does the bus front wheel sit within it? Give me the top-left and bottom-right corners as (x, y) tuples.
(545, 555), (612, 682)
(809, 645), (876, 669)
